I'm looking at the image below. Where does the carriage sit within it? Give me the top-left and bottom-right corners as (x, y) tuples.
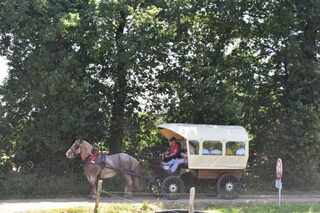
(66, 123), (249, 200)
(148, 123), (249, 200)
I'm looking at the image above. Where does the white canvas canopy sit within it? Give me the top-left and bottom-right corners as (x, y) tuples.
(158, 123), (249, 170)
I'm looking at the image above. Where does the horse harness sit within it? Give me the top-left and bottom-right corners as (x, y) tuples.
(83, 147), (99, 165)
(84, 147), (136, 176)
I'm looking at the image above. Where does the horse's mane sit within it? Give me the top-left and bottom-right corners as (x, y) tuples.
(80, 140), (93, 160)
(82, 140), (93, 150)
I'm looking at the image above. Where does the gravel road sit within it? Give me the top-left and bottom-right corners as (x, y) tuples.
(1, 195), (320, 213)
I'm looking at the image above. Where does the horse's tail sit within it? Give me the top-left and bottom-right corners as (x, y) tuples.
(133, 160), (142, 191)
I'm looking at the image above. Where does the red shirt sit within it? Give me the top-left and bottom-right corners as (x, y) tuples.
(170, 143), (180, 154)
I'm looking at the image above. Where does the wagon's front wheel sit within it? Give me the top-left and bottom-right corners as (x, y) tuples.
(149, 178), (162, 198)
(161, 176), (185, 200)
(217, 173), (241, 199)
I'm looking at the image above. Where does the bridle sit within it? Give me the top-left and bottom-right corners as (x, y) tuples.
(69, 141), (82, 156)
(68, 141), (100, 163)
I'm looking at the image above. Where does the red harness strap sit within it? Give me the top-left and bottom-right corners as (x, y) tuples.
(84, 151), (100, 165)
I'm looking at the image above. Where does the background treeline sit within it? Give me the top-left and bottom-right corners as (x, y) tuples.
(0, 0), (319, 195)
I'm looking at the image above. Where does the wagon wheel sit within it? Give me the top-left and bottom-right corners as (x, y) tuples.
(217, 173), (241, 199)
(161, 176), (185, 200)
(149, 178), (162, 198)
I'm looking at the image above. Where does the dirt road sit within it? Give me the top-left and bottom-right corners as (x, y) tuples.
(1, 195), (320, 213)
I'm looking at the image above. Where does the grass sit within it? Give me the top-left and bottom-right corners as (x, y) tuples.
(204, 203), (320, 213)
(27, 201), (161, 213)
(26, 202), (320, 213)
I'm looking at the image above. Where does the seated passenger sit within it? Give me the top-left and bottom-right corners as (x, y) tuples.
(163, 149), (188, 175)
(226, 143), (235, 155)
(202, 149), (209, 155)
(160, 137), (181, 162)
(210, 149), (222, 155)
(236, 148), (245, 155)
(226, 147), (234, 155)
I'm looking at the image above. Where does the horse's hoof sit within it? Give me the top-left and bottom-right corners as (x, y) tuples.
(124, 194), (132, 199)
(88, 195), (97, 200)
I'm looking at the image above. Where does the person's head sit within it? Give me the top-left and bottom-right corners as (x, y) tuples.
(169, 137), (177, 144)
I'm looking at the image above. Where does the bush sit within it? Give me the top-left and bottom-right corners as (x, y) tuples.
(0, 171), (88, 199)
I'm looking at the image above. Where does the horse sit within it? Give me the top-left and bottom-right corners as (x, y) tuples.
(66, 138), (141, 199)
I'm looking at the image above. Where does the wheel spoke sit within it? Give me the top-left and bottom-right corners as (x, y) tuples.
(217, 174), (241, 199)
(161, 176), (185, 200)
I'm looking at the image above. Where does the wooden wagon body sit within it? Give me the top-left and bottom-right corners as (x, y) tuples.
(148, 123), (249, 200)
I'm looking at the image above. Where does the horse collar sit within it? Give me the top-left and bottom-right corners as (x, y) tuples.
(83, 151), (100, 165)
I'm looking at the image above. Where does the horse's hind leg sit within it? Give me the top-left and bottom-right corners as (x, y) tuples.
(133, 176), (141, 191)
(123, 174), (133, 198)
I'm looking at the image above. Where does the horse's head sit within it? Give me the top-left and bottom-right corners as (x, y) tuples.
(66, 139), (83, 158)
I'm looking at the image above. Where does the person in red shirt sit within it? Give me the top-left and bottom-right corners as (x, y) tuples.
(160, 137), (181, 162)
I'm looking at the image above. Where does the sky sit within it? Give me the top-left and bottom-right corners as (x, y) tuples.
(0, 56), (8, 85)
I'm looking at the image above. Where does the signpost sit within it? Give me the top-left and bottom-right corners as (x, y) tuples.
(275, 158), (283, 206)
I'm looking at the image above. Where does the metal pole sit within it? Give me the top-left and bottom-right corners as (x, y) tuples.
(278, 187), (281, 206)
(189, 187), (195, 213)
(94, 180), (103, 213)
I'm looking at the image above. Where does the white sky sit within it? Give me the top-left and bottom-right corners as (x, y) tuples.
(0, 56), (9, 85)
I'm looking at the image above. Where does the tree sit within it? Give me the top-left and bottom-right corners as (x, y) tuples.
(157, 0), (253, 125)
(0, 0), (105, 172)
(236, 0), (320, 188)
(76, 0), (172, 153)
(0, 0), (174, 172)
(264, 0), (320, 187)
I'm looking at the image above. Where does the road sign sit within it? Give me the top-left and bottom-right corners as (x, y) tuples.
(275, 158), (283, 206)
(275, 179), (282, 189)
(276, 158), (283, 180)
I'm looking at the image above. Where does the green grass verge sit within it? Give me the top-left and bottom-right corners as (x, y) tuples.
(205, 203), (320, 213)
(27, 201), (161, 213)
(26, 202), (320, 213)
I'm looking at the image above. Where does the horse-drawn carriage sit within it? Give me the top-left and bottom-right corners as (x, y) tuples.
(66, 123), (249, 200)
(148, 123), (249, 200)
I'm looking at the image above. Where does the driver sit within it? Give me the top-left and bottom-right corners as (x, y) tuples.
(163, 148), (188, 175)
(160, 137), (181, 162)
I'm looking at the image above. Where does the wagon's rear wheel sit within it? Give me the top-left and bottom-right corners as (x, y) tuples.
(161, 176), (185, 200)
(217, 173), (241, 199)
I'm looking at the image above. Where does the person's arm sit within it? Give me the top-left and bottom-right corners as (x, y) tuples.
(160, 151), (169, 156)
(180, 152), (188, 158)
(167, 149), (178, 157)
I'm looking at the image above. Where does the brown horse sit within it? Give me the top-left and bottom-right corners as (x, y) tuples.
(66, 139), (141, 199)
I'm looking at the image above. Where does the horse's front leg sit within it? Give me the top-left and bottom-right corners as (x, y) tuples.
(84, 165), (101, 199)
(86, 175), (97, 199)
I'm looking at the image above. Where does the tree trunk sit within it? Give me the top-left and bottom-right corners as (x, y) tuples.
(109, 69), (127, 154)
(108, 11), (127, 154)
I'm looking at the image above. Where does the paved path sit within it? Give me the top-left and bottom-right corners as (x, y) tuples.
(1, 195), (320, 213)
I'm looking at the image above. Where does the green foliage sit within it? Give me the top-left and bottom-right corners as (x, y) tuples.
(0, 0), (319, 191)
(241, 0), (320, 188)
(0, 0), (106, 171)
(0, 171), (88, 199)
